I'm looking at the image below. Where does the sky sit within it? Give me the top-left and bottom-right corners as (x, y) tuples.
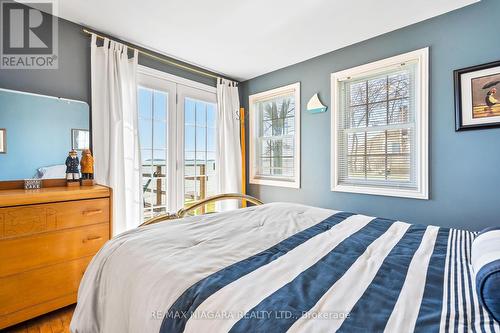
(137, 87), (216, 165)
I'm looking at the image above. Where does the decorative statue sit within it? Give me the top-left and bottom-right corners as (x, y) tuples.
(65, 149), (80, 183)
(80, 149), (94, 180)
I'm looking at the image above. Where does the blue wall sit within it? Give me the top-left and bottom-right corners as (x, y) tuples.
(240, 0), (500, 231)
(0, 90), (89, 180)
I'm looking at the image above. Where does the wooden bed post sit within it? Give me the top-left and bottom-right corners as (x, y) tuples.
(240, 107), (247, 207)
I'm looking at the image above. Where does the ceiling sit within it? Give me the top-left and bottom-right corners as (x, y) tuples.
(52, 0), (478, 81)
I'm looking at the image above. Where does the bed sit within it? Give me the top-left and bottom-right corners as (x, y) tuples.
(70, 200), (500, 333)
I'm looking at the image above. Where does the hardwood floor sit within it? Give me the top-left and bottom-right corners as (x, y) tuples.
(1, 305), (75, 333)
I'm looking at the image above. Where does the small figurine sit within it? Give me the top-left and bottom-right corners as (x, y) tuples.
(65, 149), (80, 185)
(80, 149), (95, 186)
(80, 149), (94, 179)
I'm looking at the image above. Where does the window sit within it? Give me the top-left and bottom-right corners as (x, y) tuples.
(179, 87), (217, 215)
(249, 82), (300, 188)
(331, 48), (428, 199)
(71, 129), (90, 150)
(137, 66), (218, 221)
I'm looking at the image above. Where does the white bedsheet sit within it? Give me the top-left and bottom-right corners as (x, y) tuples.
(70, 203), (336, 333)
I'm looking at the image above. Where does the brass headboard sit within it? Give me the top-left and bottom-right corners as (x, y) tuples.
(139, 193), (263, 227)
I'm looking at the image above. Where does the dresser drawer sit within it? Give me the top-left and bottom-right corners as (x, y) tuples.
(0, 256), (92, 316)
(0, 223), (108, 277)
(0, 198), (110, 239)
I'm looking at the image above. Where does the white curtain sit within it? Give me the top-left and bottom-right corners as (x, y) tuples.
(90, 35), (142, 235)
(216, 79), (242, 210)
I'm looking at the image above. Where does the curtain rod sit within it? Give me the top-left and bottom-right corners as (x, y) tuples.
(82, 28), (231, 82)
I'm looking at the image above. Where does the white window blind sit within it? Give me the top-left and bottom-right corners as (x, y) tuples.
(331, 48), (428, 199)
(338, 63), (417, 189)
(249, 83), (300, 188)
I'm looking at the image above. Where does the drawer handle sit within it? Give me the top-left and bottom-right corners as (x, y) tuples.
(82, 209), (103, 216)
(83, 235), (102, 243)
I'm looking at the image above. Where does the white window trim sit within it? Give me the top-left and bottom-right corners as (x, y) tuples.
(249, 82), (301, 189)
(330, 48), (429, 200)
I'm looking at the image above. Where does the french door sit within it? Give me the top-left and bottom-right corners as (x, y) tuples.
(137, 67), (218, 220)
(177, 85), (218, 214)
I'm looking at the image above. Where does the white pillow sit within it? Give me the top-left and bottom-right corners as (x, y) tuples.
(35, 164), (67, 179)
(471, 227), (500, 323)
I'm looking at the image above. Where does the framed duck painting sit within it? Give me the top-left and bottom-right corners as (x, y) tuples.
(454, 60), (500, 131)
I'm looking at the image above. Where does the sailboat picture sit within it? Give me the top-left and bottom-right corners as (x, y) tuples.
(306, 93), (327, 114)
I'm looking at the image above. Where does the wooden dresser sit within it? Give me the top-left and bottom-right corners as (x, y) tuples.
(0, 185), (112, 329)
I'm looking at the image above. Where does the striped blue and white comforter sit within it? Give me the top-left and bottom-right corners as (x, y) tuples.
(70, 203), (500, 333)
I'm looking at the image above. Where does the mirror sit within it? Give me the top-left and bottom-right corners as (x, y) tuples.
(0, 88), (90, 181)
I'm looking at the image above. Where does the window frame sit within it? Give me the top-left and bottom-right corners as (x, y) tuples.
(249, 82), (301, 188)
(331, 48), (429, 199)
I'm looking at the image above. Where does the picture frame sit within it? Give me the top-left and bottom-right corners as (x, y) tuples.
(454, 60), (500, 131)
(0, 129), (6, 153)
(71, 129), (90, 150)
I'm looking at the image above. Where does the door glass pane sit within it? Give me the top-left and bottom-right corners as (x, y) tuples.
(184, 97), (217, 214)
(153, 121), (166, 149)
(138, 86), (169, 220)
(196, 101), (206, 127)
(152, 150), (167, 176)
(207, 104), (216, 129)
(139, 118), (152, 149)
(138, 88), (153, 119)
(142, 177), (153, 217)
(185, 99), (196, 125)
(196, 127), (206, 152)
(184, 125), (196, 151)
(150, 177), (167, 207)
(141, 148), (153, 178)
(153, 91), (167, 121)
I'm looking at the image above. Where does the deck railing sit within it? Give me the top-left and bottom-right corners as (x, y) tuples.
(142, 163), (210, 215)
